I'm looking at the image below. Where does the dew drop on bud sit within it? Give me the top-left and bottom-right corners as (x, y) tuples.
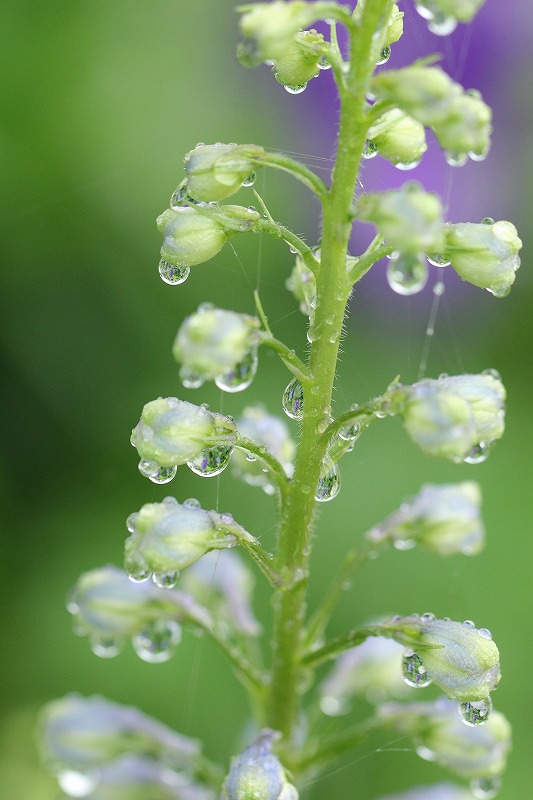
(284, 82), (307, 94)
(402, 651), (433, 687)
(363, 140), (379, 160)
(478, 627), (493, 640)
(127, 563), (152, 583)
(180, 367), (205, 389)
(315, 460), (340, 503)
(464, 442), (490, 464)
(470, 776), (501, 800)
(376, 45), (391, 65)
(89, 635), (122, 659)
(458, 696), (492, 726)
(158, 259), (190, 285)
(132, 620), (182, 663)
(214, 349), (258, 393)
(428, 14), (457, 35)
(444, 150), (468, 167)
(242, 172), (256, 188)
(317, 55), (331, 70)
(187, 445), (234, 477)
(152, 571), (179, 589)
(387, 252), (429, 296)
(170, 186), (190, 209)
(57, 769), (98, 798)
(339, 422), (361, 442)
(282, 378), (304, 420)
(426, 253), (451, 267)
(183, 497), (201, 507)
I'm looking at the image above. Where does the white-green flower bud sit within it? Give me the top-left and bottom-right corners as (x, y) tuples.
(366, 109), (427, 167)
(273, 29), (324, 88)
(125, 497), (254, 577)
(237, 2), (318, 67)
(131, 397), (236, 468)
(368, 482), (484, 556)
(222, 730), (298, 800)
(39, 694), (200, 772)
(384, 616), (501, 702)
(173, 307), (260, 386)
(157, 207), (231, 269)
(391, 372), (506, 462)
(357, 183), (445, 254)
(443, 220), (522, 297)
(435, 91), (491, 157)
(417, 0), (486, 25)
(376, 784), (474, 800)
(233, 406), (296, 490)
(184, 143), (266, 202)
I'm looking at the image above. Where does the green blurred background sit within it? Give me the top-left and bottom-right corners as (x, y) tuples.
(1, 1), (532, 797)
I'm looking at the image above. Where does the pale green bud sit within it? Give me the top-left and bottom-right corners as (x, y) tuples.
(237, 2), (318, 67)
(173, 307), (260, 386)
(125, 497), (254, 576)
(416, 0), (486, 25)
(384, 616), (501, 702)
(131, 397), (236, 467)
(222, 730), (298, 800)
(443, 220), (522, 297)
(38, 694), (199, 772)
(357, 183), (445, 255)
(376, 784), (473, 800)
(273, 29), (324, 88)
(233, 406), (296, 490)
(435, 91), (491, 157)
(368, 482), (484, 556)
(366, 109), (427, 167)
(157, 207), (231, 268)
(184, 143), (265, 202)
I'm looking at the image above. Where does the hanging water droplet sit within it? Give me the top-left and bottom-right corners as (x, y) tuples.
(158, 260), (190, 285)
(126, 513), (138, 533)
(470, 776), (501, 800)
(444, 150), (468, 167)
(387, 252), (429, 296)
(170, 185), (190, 209)
(363, 140), (379, 160)
(284, 82), (307, 94)
(127, 562), (152, 583)
(214, 349), (258, 393)
(415, 744), (438, 762)
(242, 172), (256, 187)
(138, 460), (177, 484)
(394, 158), (421, 171)
(187, 444), (234, 477)
(57, 769), (98, 798)
(402, 651), (433, 687)
(426, 253), (451, 267)
(468, 146), (489, 162)
(428, 13), (457, 35)
(152, 571), (179, 589)
(459, 697), (492, 726)
(89, 635), (122, 659)
(315, 460), (340, 503)
(282, 378), (304, 420)
(339, 422), (361, 442)
(433, 281), (445, 296)
(376, 45), (391, 65)
(245, 452), (257, 462)
(132, 619), (182, 663)
(180, 366), (204, 389)
(317, 55), (331, 70)
(464, 442), (490, 464)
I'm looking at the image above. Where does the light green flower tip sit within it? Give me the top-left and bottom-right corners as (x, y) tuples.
(237, 1), (318, 68)
(131, 397), (235, 467)
(444, 220), (522, 297)
(222, 730), (298, 800)
(233, 405), (296, 490)
(367, 109), (427, 167)
(157, 207), (231, 268)
(173, 306), (260, 386)
(357, 183), (444, 254)
(385, 616), (501, 702)
(354, 1), (404, 46)
(368, 481), (484, 556)
(184, 143), (266, 202)
(273, 29), (325, 88)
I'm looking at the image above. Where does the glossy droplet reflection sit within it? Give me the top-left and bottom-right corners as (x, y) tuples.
(138, 460), (177, 484)
(180, 367), (205, 389)
(187, 444), (233, 477)
(242, 172), (256, 187)
(315, 460), (340, 503)
(338, 422), (361, 442)
(282, 378), (304, 420)
(464, 442), (490, 464)
(152, 571), (179, 589)
(363, 140), (379, 160)
(57, 769), (98, 798)
(158, 259), (190, 285)
(89, 635), (122, 659)
(284, 82), (307, 95)
(458, 696), (492, 726)
(376, 46), (391, 65)
(402, 651), (433, 687)
(387, 252), (429, 296)
(470, 776), (501, 800)
(132, 619), (182, 663)
(214, 349), (258, 393)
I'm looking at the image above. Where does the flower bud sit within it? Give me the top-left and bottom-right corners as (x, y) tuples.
(384, 615), (501, 702)
(157, 207), (232, 269)
(391, 372), (506, 462)
(434, 91), (491, 157)
(357, 183), (444, 254)
(366, 109), (427, 168)
(173, 307), (260, 388)
(38, 693), (200, 772)
(285, 252), (316, 317)
(237, 2), (318, 68)
(273, 29), (324, 89)
(416, 0), (486, 25)
(233, 406), (296, 490)
(355, 2), (404, 46)
(367, 482), (484, 556)
(125, 497), (254, 577)
(222, 730), (298, 800)
(131, 397), (236, 468)
(184, 143), (265, 202)
(443, 220), (522, 297)
(376, 784), (473, 800)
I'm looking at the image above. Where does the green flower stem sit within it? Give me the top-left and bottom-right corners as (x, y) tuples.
(259, 334), (310, 384)
(255, 218), (320, 274)
(347, 240), (395, 286)
(322, 402), (379, 443)
(301, 624), (390, 669)
(262, 152), (329, 202)
(236, 437), (291, 498)
(241, 539), (286, 589)
(265, 0), (394, 742)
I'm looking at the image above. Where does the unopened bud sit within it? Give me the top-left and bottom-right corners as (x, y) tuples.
(273, 29), (325, 88)
(444, 220), (522, 297)
(237, 2), (318, 68)
(366, 109), (427, 167)
(157, 207), (231, 268)
(222, 730), (298, 800)
(185, 143), (265, 202)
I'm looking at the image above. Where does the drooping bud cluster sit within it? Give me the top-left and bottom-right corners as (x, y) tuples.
(232, 405), (296, 493)
(221, 730), (298, 800)
(367, 481), (484, 556)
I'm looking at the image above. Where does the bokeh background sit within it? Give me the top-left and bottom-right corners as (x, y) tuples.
(1, 1), (532, 797)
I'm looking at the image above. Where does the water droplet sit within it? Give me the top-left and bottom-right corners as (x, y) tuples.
(57, 769), (98, 798)
(315, 460), (340, 503)
(386, 252), (428, 296)
(478, 627), (493, 640)
(394, 158), (422, 171)
(459, 696), (492, 726)
(170, 185), (190, 209)
(469, 146), (489, 162)
(242, 172), (256, 187)
(339, 422), (361, 442)
(363, 140), (379, 160)
(402, 651), (433, 687)
(470, 776), (501, 800)
(158, 259), (190, 285)
(89, 635), (122, 659)
(444, 150), (468, 167)
(421, 611), (436, 621)
(187, 445), (233, 477)
(320, 695), (350, 716)
(433, 281), (445, 296)
(301, 483), (312, 494)
(317, 55), (331, 70)
(152, 571), (179, 589)
(183, 497), (201, 507)
(126, 513), (138, 533)
(180, 367), (205, 389)
(415, 744), (438, 762)
(214, 349), (258, 393)
(127, 563), (152, 583)
(481, 216), (495, 225)
(284, 82), (307, 94)
(482, 368), (501, 380)
(282, 378), (304, 420)
(427, 253), (451, 267)
(376, 45), (391, 65)
(138, 460), (177, 484)
(132, 619), (182, 663)
(463, 619), (476, 627)
(428, 14), (457, 35)
(464, 442), (490, 464)
(393, 537), (416, 550)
